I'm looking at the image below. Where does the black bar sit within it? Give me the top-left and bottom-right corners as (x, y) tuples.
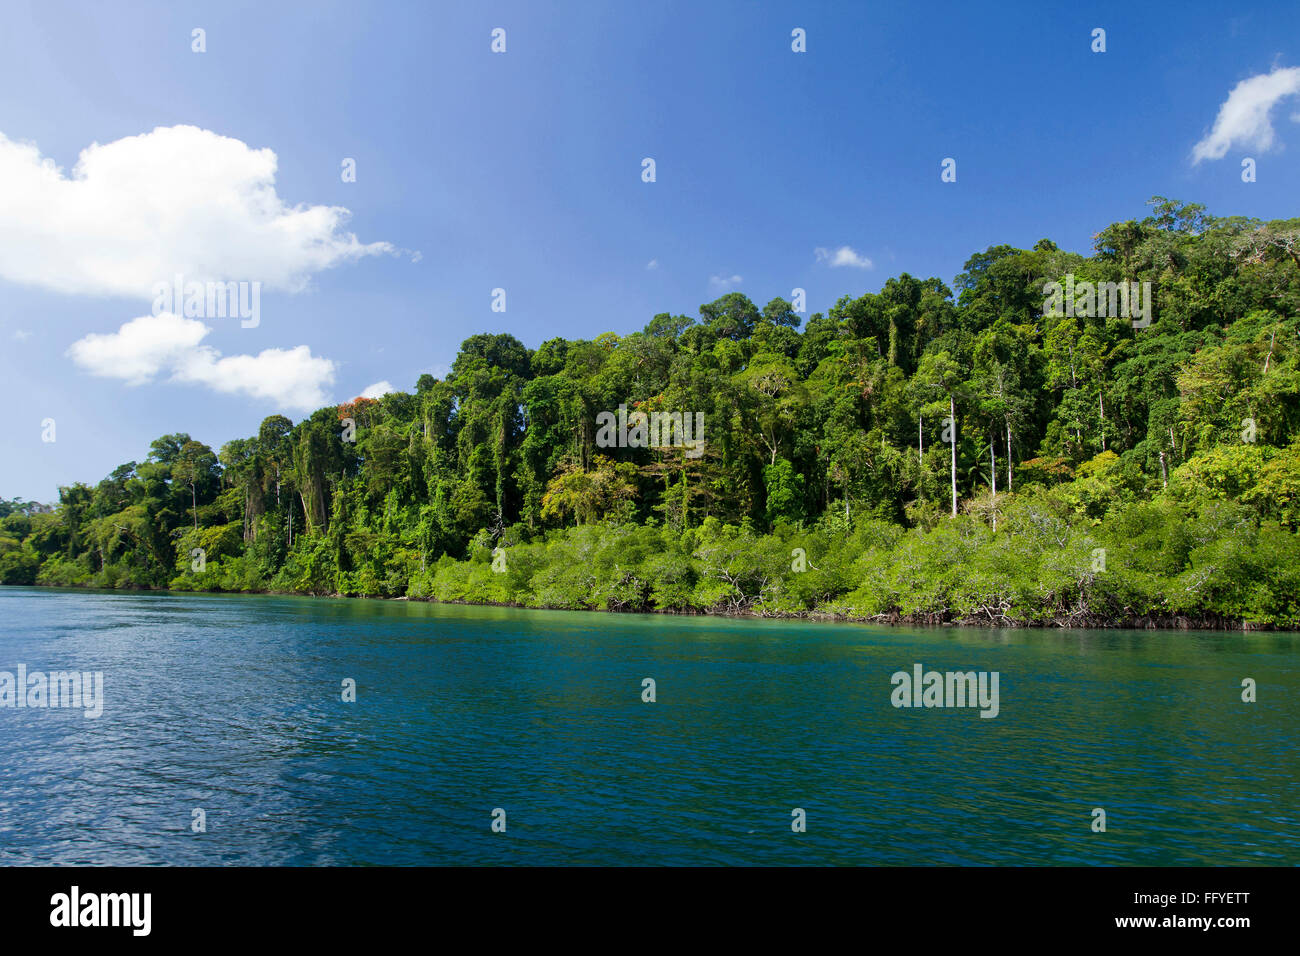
(1, 866), (1289, 943)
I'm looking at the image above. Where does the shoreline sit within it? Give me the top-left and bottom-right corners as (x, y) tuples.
(9, 581), (1284, 631)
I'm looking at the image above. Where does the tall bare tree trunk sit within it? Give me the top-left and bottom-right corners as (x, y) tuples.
(949, 396), (958, 519)
(1099, 392), (1106, 451)
(989, 434), (997, 531)
(1005, 420), (1012, 492)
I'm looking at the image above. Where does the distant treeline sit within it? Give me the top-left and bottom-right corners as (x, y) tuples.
(5, 198), (1299, 626)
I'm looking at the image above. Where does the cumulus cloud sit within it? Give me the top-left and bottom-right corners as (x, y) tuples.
(815, 245), (873, 269)
(67, 313), (335, 411)
(66, 312), (208, 386)
(172, 345), (336, 410)
(708, 274), (743, 291)
(0, 124), (395, 296)
(1192, 66), (1300, 163)
(359, 380), (395, 398)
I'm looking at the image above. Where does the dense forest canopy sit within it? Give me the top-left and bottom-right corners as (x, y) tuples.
(5, 199), (1300, 626)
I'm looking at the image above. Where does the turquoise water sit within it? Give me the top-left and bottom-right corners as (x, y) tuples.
(0, 586), (1295, 865)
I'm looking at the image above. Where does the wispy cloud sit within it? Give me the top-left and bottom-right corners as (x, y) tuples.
(1192, 66), (1300, 163)
(419, 362), (452, 381)
(708, 274), (742, 292)
(646, 258), (659, 271)
(815, 245), (873, 269)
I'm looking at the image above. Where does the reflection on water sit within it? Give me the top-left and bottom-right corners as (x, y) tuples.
(0, 587), (1295, 865)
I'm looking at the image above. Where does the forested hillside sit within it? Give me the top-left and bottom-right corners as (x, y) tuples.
(5, 199), (1300, 626)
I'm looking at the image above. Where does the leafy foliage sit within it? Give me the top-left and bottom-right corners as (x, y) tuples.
(8, 200), (1300, 626)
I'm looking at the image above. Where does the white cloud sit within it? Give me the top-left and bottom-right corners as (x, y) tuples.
(646, 258), (659, 271)
(67, 312), (335, 411)
(173, 345), (336, 411)
(1192, 66), (1300, 163)
(708, 274), (743, 291)
(12, 330), (31, 341)
(66, 312), (208, 386)
(815, 245), (873, 269)
(0, 124), (396, 297)
(360, 380), (395, 398)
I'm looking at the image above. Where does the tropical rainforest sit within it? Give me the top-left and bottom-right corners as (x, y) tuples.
(4, 199), (1299, 627)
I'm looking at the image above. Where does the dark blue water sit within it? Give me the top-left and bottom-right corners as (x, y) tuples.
(0, 587), (1296, 865)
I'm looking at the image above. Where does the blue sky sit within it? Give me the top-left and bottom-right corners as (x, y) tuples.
(2, 0), (1297, 501)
